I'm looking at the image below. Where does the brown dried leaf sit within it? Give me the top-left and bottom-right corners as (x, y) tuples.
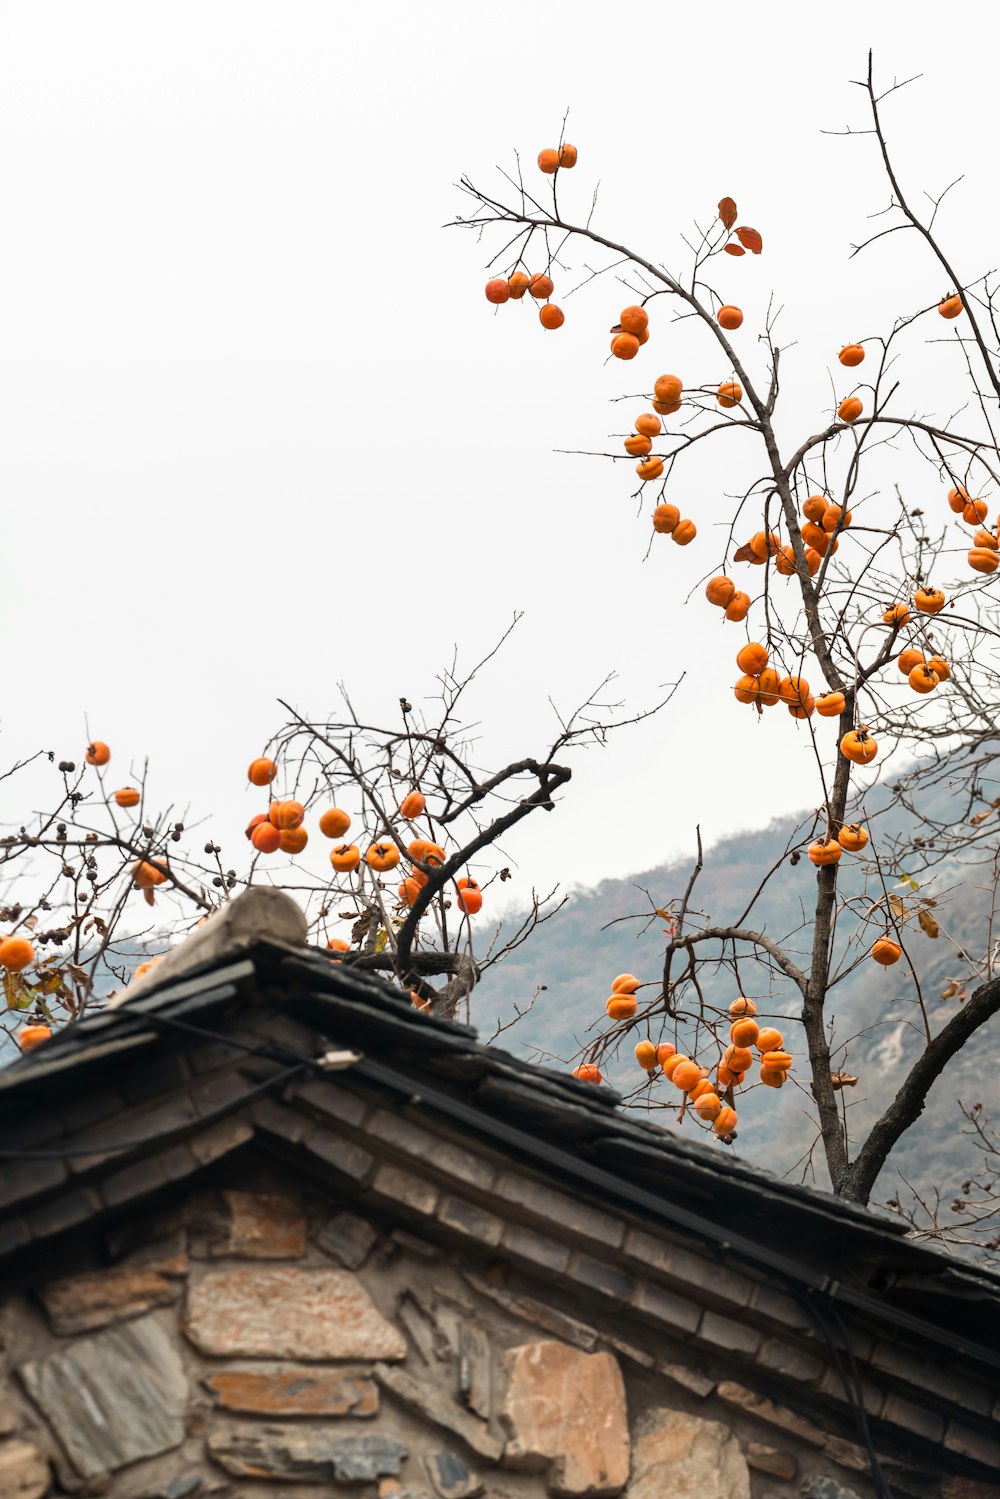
(735, 225), (763, 254)
(724, 244), (745, 257)
(733, 541), (756, 563)
(940, 980), (960, 1000)
(888, 893), (909, 921)
(917, 908), (940, 939)
(831, 1072), (858, 1090)
(23, 914), (38, 931)
(718, 197), (738, 230)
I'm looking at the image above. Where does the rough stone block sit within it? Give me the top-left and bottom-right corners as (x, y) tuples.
(0, 1157), (68, 1212)
(566, 1253), (633, 1302)
(39, 1267), (178, 1334)
(597, 1334), (654, 1370)
(749, 1280), (815, 1333)
(494, 1172), (623, 1250)
(24, 1187), (102, 1241)
(628, 1406), (749, 1499)
(207, 1427), (406, 1482)
(184, 1267), (406, 1360)
(371, 1163), (440, 1217)
(879, 1392), (944, 1443)
(17, 1312), (187, 1479)
(375, 1363), (503, 1461)
(500, 1341), (628, 1495)
(756, 1337), (824, 1384)
(459, 1326), (491, 1420)
(368, 1112), (496, 1192)
(188, 1070), (252, 1116)
(204, 1366), (378, 1417)
(716, 1381), (825, 1447)
(423, 1449), (483, 1498)
(800, 1478), (864, 1499)
(216, 1191), (307, 1258)
(0, 1438), (49, 1499)
(501, 1224), (570, 1277)
(292, 1077), (370, 1128)
(623, 1227), (752, 1309)
(305, 1127), (374, 1183)
(188, 1116), (253, 1166)
(871, 1341), (994, 1416)
(464, 1273), (597, 1350)
(437, 1196), (504, 1248)
(118, 1228), (190, 1278)
(943, 1420), (1000, 1468)
(630, 1280), (701, 1336)
(251, 1097), (316, 1145)
(316, 1210), (378, 1269)
(655, 1361), (715, 1398)
(747, 1441), (797, 1479)
(817, 1362), (884, 1417)
(696, 1309), (761, 1358)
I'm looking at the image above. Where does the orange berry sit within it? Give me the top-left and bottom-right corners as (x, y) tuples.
(611, 332), (641, 360)
(251, 823), (282, 854)
(620, 305), (649, 336)
(247, 757), (277, 786)
(280, 826), (309, 854)
(0, 936), (35, 972)
(319, 807), (351, 838)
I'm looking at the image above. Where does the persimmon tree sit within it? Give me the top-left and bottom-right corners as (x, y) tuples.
(455, 57), (1000, 1206)
(0, 622), (668, 1047)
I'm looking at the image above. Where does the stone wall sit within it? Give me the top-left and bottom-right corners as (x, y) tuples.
(0, 1176), (993, 1499)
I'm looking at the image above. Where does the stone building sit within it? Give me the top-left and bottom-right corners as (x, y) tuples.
(0, 891), (998, 1499)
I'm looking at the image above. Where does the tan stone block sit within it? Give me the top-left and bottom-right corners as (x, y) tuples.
(716, 1380), (825, 1446)
(501, 1341), (629, 1497)
(626, 1407), (750, 1498)
(204, 1365), (378, 1416)
(463, 1272), (597, 1350)
(221, 1191), (307, 1258)
(184, 1267), (405, 1360)
(0, 1439), (49, 1499)
(375, 1364), (503, 1462)
(747, 1442), (797, 1479)
(39, 1266), (177, 1335)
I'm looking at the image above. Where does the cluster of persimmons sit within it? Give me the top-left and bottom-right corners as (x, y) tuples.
(8, 742), (487, 1053)
(573, 986), (794, 1139)
(244, 756), (482, 920)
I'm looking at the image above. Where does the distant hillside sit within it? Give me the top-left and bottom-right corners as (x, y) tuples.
(479, 768), (1000, 1214)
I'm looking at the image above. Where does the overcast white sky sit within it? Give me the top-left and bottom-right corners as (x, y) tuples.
(2, 2), (996, 913)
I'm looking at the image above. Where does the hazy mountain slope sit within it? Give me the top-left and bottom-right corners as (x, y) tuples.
(480, 777), (1000, 1208)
